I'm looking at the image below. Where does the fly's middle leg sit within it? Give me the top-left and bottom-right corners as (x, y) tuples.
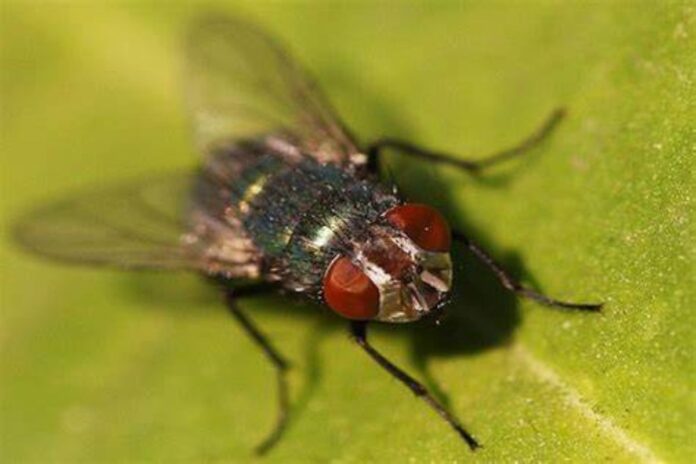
(452, 231), (603, 311)
(366, 108), (565, 174)
(225, 291), (290, 455)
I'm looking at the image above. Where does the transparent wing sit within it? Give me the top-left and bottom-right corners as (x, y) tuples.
(13, 173), (261, 279)
(186, 15), (364, 167)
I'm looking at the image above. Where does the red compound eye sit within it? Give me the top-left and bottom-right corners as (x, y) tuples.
(385, 203), (451, 252)
(323, 256), (380, 320)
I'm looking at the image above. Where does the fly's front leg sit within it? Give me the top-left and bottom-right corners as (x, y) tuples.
(225, 291), (290, 455)
(452, 231), (603, 311)
(366, 108), (565, 174)
(350, 321), (480, 450)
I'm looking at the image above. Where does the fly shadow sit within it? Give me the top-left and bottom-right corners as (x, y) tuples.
(330, 62), (559, 406)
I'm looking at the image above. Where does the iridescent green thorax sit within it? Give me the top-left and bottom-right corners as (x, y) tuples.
(234, 153), (398, 293)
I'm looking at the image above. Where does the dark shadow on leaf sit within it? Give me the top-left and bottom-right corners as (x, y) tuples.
(340, 72), (550, 408)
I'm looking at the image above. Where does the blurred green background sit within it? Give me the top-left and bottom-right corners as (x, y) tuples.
(1, 1), (694, 463)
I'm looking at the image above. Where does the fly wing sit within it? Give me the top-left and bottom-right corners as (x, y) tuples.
(186, 15), (365, 168)
(14, 173), (261, 279)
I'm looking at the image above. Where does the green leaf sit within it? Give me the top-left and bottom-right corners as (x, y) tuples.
(2, 2), (693, 463)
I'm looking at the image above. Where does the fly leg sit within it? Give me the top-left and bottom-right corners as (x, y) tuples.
(225, 291), (290, 455)
(366, 108), (565, 174)
(452, 231), (603, 311)
(350, 321), (480, 450)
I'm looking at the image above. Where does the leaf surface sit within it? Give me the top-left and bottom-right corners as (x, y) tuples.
(1, 2), (693, 462)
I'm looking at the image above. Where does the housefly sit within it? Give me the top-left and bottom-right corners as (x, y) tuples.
(14, 15), (602, 454)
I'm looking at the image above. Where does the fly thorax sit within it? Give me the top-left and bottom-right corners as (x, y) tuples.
(353, 226), (452, 323)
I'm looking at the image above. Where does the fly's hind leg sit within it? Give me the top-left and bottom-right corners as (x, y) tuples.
(452, 231), (603, 311)
(366, 108), (565, 174)
(350, 321), (480, 450)
(225, 291), (290, 455)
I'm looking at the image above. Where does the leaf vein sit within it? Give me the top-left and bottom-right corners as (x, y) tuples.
(513, 344), (663, 464)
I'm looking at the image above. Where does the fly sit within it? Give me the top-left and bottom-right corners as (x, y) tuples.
(14, 15), (602, 454)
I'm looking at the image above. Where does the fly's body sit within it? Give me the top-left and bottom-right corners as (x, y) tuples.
(15, 15), (601, 455)
(192, 136), (452, 322)
(202, 139), (395, 290)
